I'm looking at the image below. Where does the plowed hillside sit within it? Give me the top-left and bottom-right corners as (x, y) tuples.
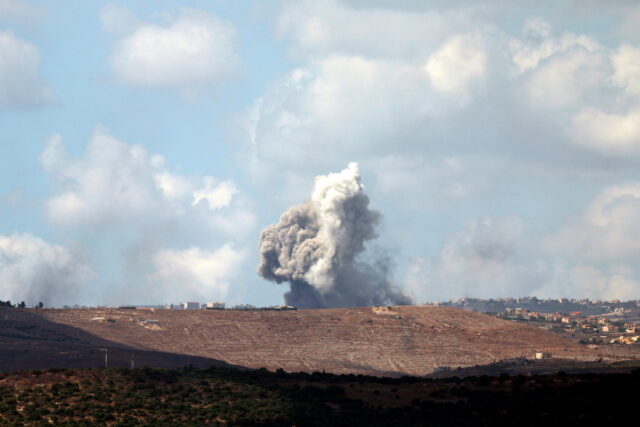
(31, 306), (605, 376)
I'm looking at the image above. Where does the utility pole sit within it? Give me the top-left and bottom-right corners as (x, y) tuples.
(99, 348), (108, 369)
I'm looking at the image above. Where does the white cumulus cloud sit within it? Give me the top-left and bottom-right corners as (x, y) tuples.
(109, 8), (239, 90)
(524, 46), (607, 110)
(566, 265), (639, 301)
(151, 244), (244, 303)
(0, 30), (52, 109)
(508, 25), (600, 75)
(545, 183), (640, 261)
(40, 127), (254, 234)
(277, 0), (473, 59)
(41, 129), (167, 228)
(570, 108), (640, 155)
(425, 33), (487, 97)
(192, 177), (238, 210)
(247, 55), (434, 168)
(611, 44), (640, 97)
(39, 127), (255, 304)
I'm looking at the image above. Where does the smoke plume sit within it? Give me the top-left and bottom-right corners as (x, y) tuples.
(258, 163), (411, 308)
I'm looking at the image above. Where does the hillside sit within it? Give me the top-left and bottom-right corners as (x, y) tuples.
(1, 305), (619, 376)
(0, 308), (234, 373)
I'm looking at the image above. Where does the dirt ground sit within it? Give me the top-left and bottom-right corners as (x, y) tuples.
(2, 305), (632, 376)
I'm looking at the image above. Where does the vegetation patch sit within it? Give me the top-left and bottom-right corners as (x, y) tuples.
(0, 366), (638, 425)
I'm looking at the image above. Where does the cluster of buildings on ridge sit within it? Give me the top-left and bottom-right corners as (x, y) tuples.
(435, 296), (640, 316)
(429, 297), (640, 346)
(115, 302), (297, 311)
(496, 306), (640, 345)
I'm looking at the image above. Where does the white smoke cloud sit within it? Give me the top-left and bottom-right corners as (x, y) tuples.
(0, 30), (52, 109)
(108, 8), (239, 90)
(258, 162), (411, 308)
(0, 233), (93, 306)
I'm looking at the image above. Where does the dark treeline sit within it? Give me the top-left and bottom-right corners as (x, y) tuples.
(0, 366), (637, 425)
(0, 301), (23, 308)
(0, 301), (43, 309)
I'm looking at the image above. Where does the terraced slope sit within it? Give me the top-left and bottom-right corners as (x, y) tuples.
(31, 306), (603, 376)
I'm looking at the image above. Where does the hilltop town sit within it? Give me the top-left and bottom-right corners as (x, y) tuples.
(433, 297), (640, 347)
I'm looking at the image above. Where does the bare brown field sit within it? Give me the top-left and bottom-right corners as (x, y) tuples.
(4, 305), (625, 376)
(0, 308), (234, 373)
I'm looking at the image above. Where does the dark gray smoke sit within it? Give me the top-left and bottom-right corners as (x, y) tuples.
(258, 163), (412, 308)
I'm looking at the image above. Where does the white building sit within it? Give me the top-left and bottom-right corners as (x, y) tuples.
(182, 301), (200, 310)
(204, 302), (225, 310)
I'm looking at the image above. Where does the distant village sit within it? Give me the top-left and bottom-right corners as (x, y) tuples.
(1, 299), (298, 311)
(436, 296), (639, 315)
(65, 302), (298, 311)
(433, 297), (640, 346)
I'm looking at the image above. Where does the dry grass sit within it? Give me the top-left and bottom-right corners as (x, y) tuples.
(25, 305), (611, 376)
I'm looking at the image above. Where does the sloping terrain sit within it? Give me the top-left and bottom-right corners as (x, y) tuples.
(6, 305), (614, 376)
(0, 308), (235, 373)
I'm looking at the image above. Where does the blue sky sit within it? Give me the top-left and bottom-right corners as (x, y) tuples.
(2, 0), (640, 307)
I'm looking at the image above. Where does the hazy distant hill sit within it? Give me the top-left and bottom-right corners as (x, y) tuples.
(0, 305), (617, 376)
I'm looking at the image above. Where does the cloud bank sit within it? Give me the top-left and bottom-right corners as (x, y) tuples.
(39, 127), (253, 305)
(407, 183), (640, 302)
(243, 1), (640, 303)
